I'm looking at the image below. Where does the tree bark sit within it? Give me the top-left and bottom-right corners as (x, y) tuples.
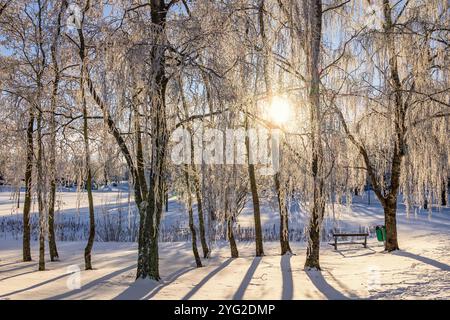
(383, 147), (401, 251)
(384, 198), (399, 251)
(245, 114), (264, 257)
(36, 106), (45, 271)
(138, 164), (166, 280)
(48, 166), (59, 261)
(82, 136), (95, 270)
(83, 148), (96, 270)
(227, 218), (239, 258)
(131, 78), (149, 268)
(16, 186), (20, 209)
(305, 207), (322, 269)
(380, 0), (404, 251)
(79, 23), (95, 270)
(165, 188), (169, 212)
(135, 0), (170, 281)
(304, 0), (325, 270)
(23, 108), (34, 262)
(190, 135), (209, 258)
(184, 165), (202, 267)
(36, 1), (46, 271)
(275, 172), (292, 255)
(47, 0), (66, 262)
(82, 76), (95, 270)
(441, 180), (447, 206)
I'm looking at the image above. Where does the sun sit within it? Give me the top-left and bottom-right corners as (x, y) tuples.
(268, 96), (292, 125)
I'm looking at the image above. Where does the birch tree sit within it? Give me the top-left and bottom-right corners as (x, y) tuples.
(330, 0), (449, 251)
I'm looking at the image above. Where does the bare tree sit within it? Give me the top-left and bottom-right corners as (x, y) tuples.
(47, 0), (67, 262)
(331, 0), (449, 251)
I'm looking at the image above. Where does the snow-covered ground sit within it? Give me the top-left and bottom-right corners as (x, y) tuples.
(0, 186), (132, 219)
(0, 188), (449, 300)
(0, 186), (394, 239)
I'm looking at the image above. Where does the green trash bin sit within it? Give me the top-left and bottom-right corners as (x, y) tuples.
(375, 225), (386, 242)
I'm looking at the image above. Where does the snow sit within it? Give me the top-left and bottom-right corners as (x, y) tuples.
(0, 189), (449, 300)
(0, 187), (131, 219)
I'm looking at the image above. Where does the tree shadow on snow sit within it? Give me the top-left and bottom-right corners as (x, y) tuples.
(0, 269), (38, 282)
(305, 270), (349, 300)
(114, 266), (196, 300)
(233, 257), (262, 300)
(47, 263), (136, 300)
(183, 258), (233, 300)
(0, 273), (70, 299)
(280, 255), (294, 300)
(335, 247), (377, 258)
(0, 261), (32, 268)
(394, 251), (450, 271)
(0, 262), (38, 274)
(324, 271), (359, 299)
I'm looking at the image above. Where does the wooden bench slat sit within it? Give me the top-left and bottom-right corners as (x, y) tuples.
(329, 242), (366, 245)
(333, 233), (368, 237)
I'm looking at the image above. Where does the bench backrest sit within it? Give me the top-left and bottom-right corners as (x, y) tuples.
(332, 233), (368, 237)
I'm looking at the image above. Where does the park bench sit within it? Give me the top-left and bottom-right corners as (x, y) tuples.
(329, 232), (369, 250)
